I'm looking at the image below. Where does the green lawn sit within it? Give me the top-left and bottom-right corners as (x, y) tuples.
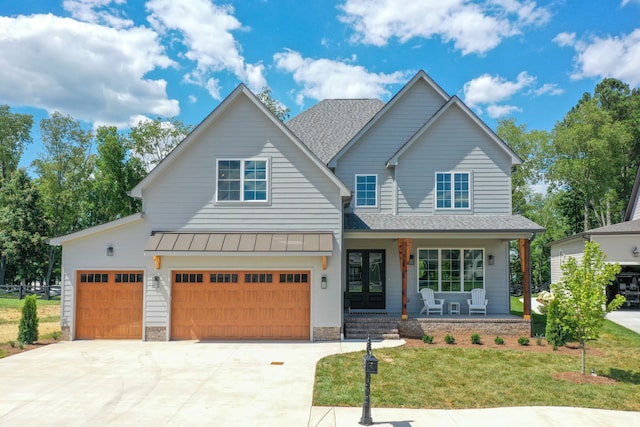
(314, 300), (640, 410)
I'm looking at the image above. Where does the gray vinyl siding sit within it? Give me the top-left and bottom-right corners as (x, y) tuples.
(396, 105), (512, 214)
(336, 79), (447, 214)
(143, 95), (343, 233)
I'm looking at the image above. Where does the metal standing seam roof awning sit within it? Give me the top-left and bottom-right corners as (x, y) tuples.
(143, 232), (334, 256)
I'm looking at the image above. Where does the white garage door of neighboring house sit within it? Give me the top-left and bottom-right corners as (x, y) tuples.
(170, 270), (310, 340)
(75, 270), (144, 339)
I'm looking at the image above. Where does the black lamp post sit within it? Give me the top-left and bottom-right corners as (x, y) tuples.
(360, 336), (378, 426)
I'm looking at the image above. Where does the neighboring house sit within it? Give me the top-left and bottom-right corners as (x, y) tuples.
(50, 71), (544, 342)
(550, 167), (640, 305)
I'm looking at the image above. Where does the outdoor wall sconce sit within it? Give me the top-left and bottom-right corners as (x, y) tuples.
(633, 247), (639, 257)
(152, 276), (160, 289)
(488, 254), (494, 265)
(321, 275), (328, 289)
(409, 255), (415, 265)
(106, 245), (114, 256)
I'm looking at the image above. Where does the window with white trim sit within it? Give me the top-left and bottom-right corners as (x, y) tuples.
(436, 172), (469, 209)
(355, 174), (377, 207)
(217, 159), (268, 202)
(417, 248), (484, 292)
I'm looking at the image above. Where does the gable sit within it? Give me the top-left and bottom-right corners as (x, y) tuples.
(130, 85), (349, 201)
(328, 70), (450, 168)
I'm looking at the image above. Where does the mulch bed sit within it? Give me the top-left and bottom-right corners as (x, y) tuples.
(0, 338), (59, 358)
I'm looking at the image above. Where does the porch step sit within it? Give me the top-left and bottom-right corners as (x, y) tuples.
(344, 316), (401, 340)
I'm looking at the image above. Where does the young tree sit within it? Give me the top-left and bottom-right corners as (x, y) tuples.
(551, 242), (625, 373)
(129, 117), (192, 172)
(18, 294), (39, 345)
(0, 105), (33, 180)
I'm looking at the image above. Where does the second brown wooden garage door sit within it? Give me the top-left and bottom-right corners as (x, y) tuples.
(171, 270), (310, 340)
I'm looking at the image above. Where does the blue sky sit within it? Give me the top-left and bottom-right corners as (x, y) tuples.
(2, 0), (640, 168)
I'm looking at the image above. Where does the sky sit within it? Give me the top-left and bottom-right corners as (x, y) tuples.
(2, 0), (640, 169)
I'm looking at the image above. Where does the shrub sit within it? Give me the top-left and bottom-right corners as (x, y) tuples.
(444, 334), (455, 344)
(518, 337), (530, 346)
(471, 333), (482, 345)
(535, 334), (544, 346)
(421, 335), (434, 344)
(18, 294), (39, 345)
(8, 340), (16, 348)
(545, 296), (568, 350)
(51, 331), (61, 341)
(494, 336), (504, 345)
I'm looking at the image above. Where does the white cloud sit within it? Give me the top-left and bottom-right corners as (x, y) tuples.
(552, 32), (576, 47)
(63, 0), (133, 28)
(273, 50), (407, 104)
(0, 13), (178, 127)
(463, 72), (536, 107)
(621, 0), (640, 6)
(557, 29), (640, 86)
(487, 104), (522, 118)
(338, 0), (550, 55)
(535, 83), (564, 96)
(146, 0), (266, 98)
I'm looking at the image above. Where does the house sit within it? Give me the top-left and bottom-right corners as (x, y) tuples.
(50, 71), (544, 341)
(550, 167), (640, 305)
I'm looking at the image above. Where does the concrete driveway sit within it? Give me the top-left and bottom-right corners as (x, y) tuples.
(1, 340), (638, 427)
(607, 305), (640, 334)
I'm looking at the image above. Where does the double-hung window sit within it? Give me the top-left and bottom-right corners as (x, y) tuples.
(436, 172), (469, 209)
(217, 159), (268, 202)
(355, 174), (377, 207)
(417, 248), (484, 292)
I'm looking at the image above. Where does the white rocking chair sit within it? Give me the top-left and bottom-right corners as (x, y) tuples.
(467, 288), (488, 315)
(420, 288), (445, 315)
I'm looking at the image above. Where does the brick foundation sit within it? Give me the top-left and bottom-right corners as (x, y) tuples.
(398, 318), (531, 338)
(145, 326), (167, 341)
(313, 326), (341, 341)
(61, 326), (71, 341)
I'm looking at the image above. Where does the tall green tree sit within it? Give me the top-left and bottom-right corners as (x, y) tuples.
(85, 126), (144, 226)
(0, 105), (33, 180)
(129, 117), (192, 172)
(551, 242), (625, 373)
(0, 169), (49, 287)
(257, 87), (290, 122)
(548, 97), (631, 231)
(18, 294), (39, 345)
(497, 118), (549, 216)
(32, 112), (93, 287)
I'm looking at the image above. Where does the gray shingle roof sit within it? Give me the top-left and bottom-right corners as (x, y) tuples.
(286, 99), (385, 164)
(345, 213), (545, 233)
(588, 218), (640, 234)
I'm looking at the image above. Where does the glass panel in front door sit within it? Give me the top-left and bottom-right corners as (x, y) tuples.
(347, 250), (385, 310)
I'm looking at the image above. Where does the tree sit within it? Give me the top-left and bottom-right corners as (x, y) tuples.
(256, 87), (290, 122)
(0, 169), (50, 288)
(0, 105), (33, 180)
(85, 126), (144, 225)
(551, 241), (625, 373)
(18, 294), (39, 345)
(32, 112), (94, 288)
(548, 97), (631, 230)
(129, 117), (192, 172)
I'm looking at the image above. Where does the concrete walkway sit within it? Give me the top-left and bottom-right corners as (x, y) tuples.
(0, 339), (637, 426)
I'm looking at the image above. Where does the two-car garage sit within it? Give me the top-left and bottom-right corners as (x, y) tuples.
(74, 269), (311, 341)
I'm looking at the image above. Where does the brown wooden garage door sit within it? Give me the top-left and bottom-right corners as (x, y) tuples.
(75, 271), (143, 339)
(171, 270), (310, 340)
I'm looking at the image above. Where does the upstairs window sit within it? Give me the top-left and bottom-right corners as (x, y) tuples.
(355, 174), (377, 207)
(217, 159), (268, 202)
(436, 172), (469, 209)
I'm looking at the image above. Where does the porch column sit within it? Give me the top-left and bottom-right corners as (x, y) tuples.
(398, 238), (412, 320)
(519, 238), (531, 320)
